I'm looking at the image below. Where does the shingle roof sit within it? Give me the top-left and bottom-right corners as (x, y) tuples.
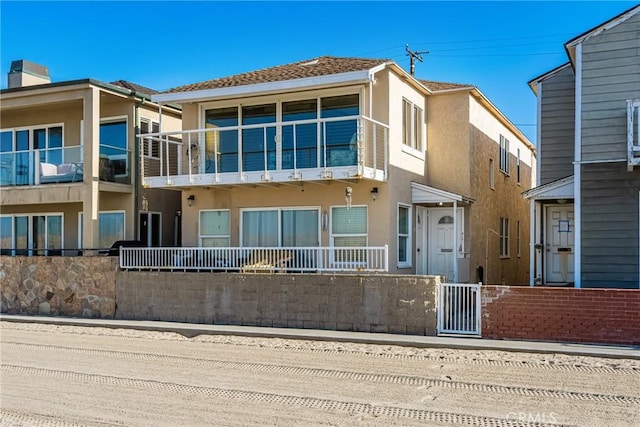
(110, 80), (158, 95)
(419, 80), (473, 92)
(164, 56), (391, 94)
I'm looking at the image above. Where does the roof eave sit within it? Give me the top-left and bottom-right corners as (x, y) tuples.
(152, 69), (375, 104)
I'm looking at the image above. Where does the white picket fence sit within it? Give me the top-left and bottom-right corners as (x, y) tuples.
(119, 246), (388, 273)
(437, 282), (482, 336)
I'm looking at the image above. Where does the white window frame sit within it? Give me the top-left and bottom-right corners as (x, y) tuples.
(516, 148), (521, 184)
(329, 205), (368, 247)
(499, 217), (510, 258)
(0, 212), (64, 255)
(239, 206), (321, 247)
(397, 203), (412, 268)
(199, 209), (231, 247)
(499, 134), (510, 174)
(516, 220), (521, 258)
(140, 117), (161, 160)
(401, 98), (424, 158)
(78, 210), (126, 249)
(489, 158), (495, 189)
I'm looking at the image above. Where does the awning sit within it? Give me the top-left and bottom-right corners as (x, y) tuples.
(523, 175), (574, 200)
(411, 182), (471, 204)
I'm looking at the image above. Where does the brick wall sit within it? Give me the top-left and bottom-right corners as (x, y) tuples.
(116, 272), (439, 335)
(482, 286), (640, 345)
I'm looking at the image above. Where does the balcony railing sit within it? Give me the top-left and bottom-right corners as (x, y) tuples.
(139, 115), (388, 187)
(120, 245), (389, 273)
(0, 146), (83, 186)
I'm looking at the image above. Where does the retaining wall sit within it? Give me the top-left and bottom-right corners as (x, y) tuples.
(0, 256), (117, 318)
(481, 286), (640, 345)
(115, 272), (439, 335)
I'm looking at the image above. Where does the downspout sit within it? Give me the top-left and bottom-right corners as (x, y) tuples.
(133, 101), (140, 242)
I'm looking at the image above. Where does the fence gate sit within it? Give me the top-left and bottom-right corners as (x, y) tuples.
(437, 283), (481, 336)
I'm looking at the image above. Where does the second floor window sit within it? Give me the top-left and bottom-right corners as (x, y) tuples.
(499, 217), (510, 258)
(402, 99), (423, 152)
(100, 119), (128, 182)
(499, 135), (510, 174)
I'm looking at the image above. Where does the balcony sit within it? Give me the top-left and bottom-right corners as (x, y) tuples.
(628, 99), (640, 169)
(140, 115), (388, 188)
(0, 146), (83, 186)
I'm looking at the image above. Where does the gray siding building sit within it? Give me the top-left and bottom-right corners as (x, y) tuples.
(525, 5), (640, 289)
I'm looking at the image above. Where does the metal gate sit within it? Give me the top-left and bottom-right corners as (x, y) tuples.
(437, 283), (481, 336)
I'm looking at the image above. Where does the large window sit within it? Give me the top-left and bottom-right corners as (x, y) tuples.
(200, 210), (230, 247)
(499, 135), (510, 174)
(402, 98), (423, 153)
(79, 211), (125, 249)
(499, 217), (510, 258)
(140, 119), (160, 159)
(100, 119), (128, 182)
(203, 94), (359, 173)
(516, 220), (521, 258)
(331, 206), (367, 247)
(0, 214), (62, 255)
(398, 204), (411, 267)
(241, 208), (319, 247)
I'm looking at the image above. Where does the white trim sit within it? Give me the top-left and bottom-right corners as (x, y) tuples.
(536, 81), (542, 186)
(565, 6), (640, 48)
(153, 70), (372, 104)
(239, 206), (321, 248)
(198, 209), (231, 247)
(522, 175), (574, 200)
(574, 43), (582, 289)
(329, 204), (368, 248)
(529, 199), (535, 286)
(397, 202), (412, 269)
(411, 182), (463, 203)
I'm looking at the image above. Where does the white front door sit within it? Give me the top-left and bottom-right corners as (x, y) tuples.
(429, 209), (455, 280)
(545, 205), (575, 283)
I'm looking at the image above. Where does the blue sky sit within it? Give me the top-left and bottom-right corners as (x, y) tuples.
(1, 1), (637, 143)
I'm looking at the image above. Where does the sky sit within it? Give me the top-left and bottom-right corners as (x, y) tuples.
(1, 1), (638, 144)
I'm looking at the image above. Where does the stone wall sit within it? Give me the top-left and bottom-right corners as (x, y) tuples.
(1, 256), (117, 318)
(116, 272), (439, 335)
(481, 285), (640, 345)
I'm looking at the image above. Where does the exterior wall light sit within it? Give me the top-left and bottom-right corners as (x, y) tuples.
(187, 194), (195, 207)
(370, 187), (379, 201)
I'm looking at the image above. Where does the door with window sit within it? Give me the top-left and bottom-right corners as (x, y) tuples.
(545, 205), (574, 283)
(418, 208), (464, 281)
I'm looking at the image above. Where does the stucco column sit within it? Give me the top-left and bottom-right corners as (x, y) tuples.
(82, 87), (100, 253)
(453, 201), (458, 283)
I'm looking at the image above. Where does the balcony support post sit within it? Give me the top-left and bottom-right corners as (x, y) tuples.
(81, 86), (100, 254)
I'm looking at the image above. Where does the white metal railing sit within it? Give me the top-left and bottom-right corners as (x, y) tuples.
(437, 282), (481, 336)
(139, 115), (388, 187)
(627, 99), (640, 168)
(120, 245), (388, 273)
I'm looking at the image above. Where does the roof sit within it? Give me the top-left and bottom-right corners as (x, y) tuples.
(522, 175), (574, 200)
(110, 80), (158, 96)
(165, 56), (390, 93)
(419, 80), (473, 92)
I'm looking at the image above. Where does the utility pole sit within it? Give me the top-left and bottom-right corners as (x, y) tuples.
(406, 44), (429, 76)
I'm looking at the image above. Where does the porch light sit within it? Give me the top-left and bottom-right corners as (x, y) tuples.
(370, 187), (379, 201)
(187, 194), (195, 207)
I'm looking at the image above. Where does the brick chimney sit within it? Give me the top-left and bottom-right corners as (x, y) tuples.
(8, 60), (51, 88)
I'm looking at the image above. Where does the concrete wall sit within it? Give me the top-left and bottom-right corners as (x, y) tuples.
(0, 255), (117, 318)
(481, 285), (640, 345)
(116, 272), (439, 335)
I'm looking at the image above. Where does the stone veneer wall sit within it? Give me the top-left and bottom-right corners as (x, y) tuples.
(116, 272), (439, 335)
(0, 256), (117, 318)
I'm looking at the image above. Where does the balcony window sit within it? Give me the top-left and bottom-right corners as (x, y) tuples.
(100, 120), (128, 182)
(282, 99), (318, 169)
(242, 104), (276, 172)
(205, 107), (238, 173)
(321, 95), (359, 167)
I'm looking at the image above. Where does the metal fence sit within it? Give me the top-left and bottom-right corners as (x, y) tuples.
(437, 282), (482, 336)
(120, 245), (389, 273)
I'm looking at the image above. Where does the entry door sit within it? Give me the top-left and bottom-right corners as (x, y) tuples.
(139, 212), (161, 246)
(545, 205), (574, 283)
(429, 210), (455, 280)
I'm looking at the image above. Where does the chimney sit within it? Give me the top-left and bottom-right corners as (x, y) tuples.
(8, 60), (51, 89)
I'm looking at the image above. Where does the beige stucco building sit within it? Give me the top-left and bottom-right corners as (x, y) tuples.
(0, 60), (182, 254)
(140, 56), (535, 284)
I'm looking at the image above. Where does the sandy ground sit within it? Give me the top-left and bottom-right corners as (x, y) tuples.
(0, 321), (638, 427)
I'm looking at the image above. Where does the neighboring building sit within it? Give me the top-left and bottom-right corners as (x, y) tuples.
(525, 5), (640, 289)
(140, 56), (535, 283)
(0, 60), (182, 255)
